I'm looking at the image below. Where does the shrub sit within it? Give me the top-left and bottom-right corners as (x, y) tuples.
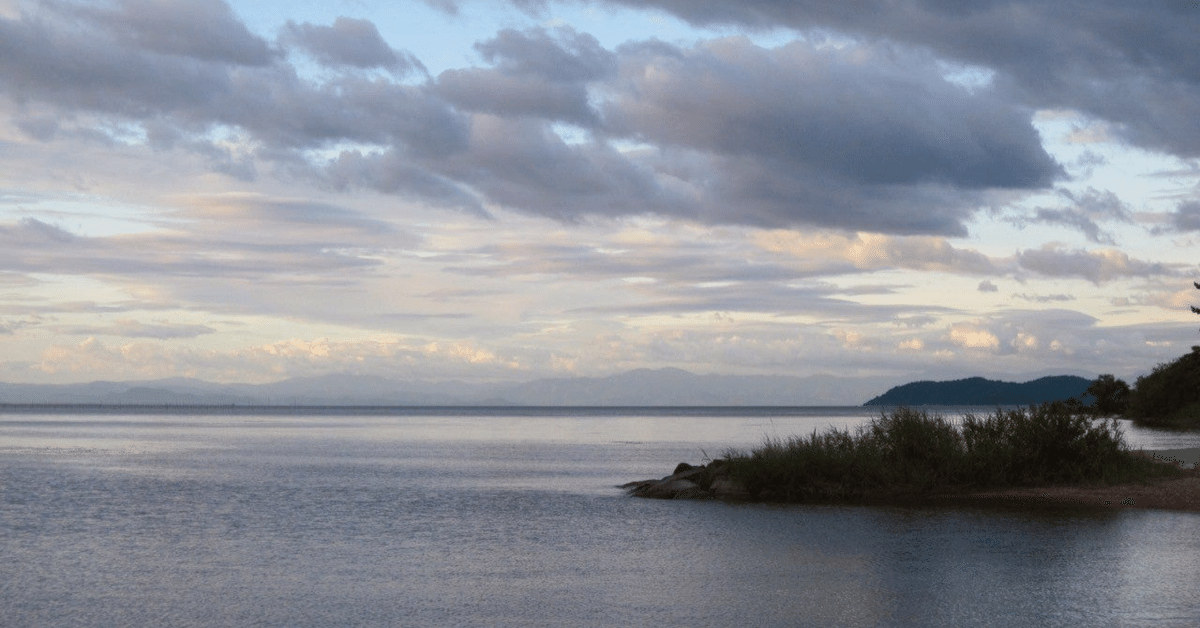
(960, 401), (1126, 485)
(724, 403), (1180, 502)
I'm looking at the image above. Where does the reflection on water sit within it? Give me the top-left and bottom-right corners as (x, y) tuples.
(1, 409), (1198, 628)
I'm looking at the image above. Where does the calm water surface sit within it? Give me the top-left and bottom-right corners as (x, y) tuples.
(2, 407), (1198, 627)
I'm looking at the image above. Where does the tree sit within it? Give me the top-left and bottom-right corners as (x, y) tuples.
(1193, 281), (1199, 326)
(1122, 281), (1200, 428)
(1084, 374), (1130, 416)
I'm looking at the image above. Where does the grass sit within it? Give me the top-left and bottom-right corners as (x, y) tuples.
(722, 402), (1186, 502)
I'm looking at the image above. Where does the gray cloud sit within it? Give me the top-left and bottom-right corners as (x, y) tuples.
(434, 28), (614, 125)
(447, 239), (812, 285)
(477, 27), (614, 83)
(434, 68), (596, 124)
(0, 194), (408, 281)
(60, 319), (216, 339)
(566, 0), (1200, 159)
(0, 1), (1124, 238)
(1025, 208), (1109, 244)
(282, 17), (425, 75)
(1014, 293), (1075, 303)
(592, 37), (1062, 234)
(74, 0), (274, 66)
(175, 194), (403, 236)
(323, 148), (485, 214)
(0, 3), (469, 154)
(608, 38), (1058, 190)
(1015, 188), (1133, 244)
(432, 32), (1063, 234)
(14, 114), (59, 141)
(436, 116), (687, 221)
(1171, 200), (1200, 231)
(1016, 245), (1178, 284)
(570, 281), (955, 322)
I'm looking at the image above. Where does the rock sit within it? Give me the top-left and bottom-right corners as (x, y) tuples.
(624, 460), (748, 500)
(633, 479), (702, 499)
(710, 476), (751, 500)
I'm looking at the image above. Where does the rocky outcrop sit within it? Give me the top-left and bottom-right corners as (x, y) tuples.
(621, 460), (750, 500)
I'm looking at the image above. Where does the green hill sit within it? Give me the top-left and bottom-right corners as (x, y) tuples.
(864, 376), (1092, 406)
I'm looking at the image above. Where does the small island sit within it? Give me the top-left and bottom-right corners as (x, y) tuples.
(625, 403), (1200, 512)
(862, 375), (1091, 406)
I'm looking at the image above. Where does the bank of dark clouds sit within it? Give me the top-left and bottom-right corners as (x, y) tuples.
(0, 0), (1067, 237)
(3, 0), (1197, 238)
(575, 0), (1200, 158)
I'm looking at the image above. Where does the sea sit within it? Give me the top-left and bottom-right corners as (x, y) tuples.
(2, 406), (1199, 628)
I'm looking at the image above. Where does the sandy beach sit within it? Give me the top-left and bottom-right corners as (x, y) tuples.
(953, 450), (1200, 513)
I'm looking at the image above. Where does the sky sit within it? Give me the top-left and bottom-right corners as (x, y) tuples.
(0, 0), (1198, 388)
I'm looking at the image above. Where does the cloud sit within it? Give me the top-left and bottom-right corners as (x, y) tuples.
(173, 193), (404, 238)
(1016, 244), (1179, 284)
(610, 38), (1058, 190)
(0, 5), (1066, 236)
(574, 0), (1200, 159)
(596, 36), (1061, 234)
(572, 282), (950, 321)
(282, 17), (424, 75)
(1171, 200), (1200, 232)
(937, 310), (1102, 358)
(434, 115), (686, 221)
(978, 280), (998, 292)
(73, 0), (274, 66)
(756, 232), (1000, 275)
(1014, 293), (1075, 303)
(476, 26), (615, 83)
(0, 3), (470, 154)
(432, 28), (613, 124)
(2, 217), (75, 243)
(0, 195), (406, 282)
(1026, 208), (1114, 244)
(60, 319), (216, 339)
(949, 324), (1001, 351)
(1013, 187), (1132, 244)
(32, 335), (525, 383)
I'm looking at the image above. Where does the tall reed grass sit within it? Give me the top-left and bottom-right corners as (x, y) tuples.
(724, 402), (1183, 502)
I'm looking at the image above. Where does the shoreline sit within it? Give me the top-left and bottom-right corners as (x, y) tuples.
(939, 474), (1200, 513)
(626, 450), (1200, 514)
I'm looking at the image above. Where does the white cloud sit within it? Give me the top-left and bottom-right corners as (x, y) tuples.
(949, 324), (1001, 351)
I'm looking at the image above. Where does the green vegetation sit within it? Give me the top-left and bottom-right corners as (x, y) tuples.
(1124, 346), (1200, 429)
(1083, 374), (1130, 416)
(1080, 282), (1200, 429)
(723, 403), (1184, 502)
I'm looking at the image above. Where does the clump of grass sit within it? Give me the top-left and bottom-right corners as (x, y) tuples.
(724, 402), (1184, 502)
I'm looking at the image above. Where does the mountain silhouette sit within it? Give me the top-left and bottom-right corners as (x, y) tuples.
(863, 375), (1091, 406)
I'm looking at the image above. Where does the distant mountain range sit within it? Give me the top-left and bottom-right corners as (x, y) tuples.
(863, 376), (1093, 406)
(0, 370), (1100, 407)
(0, 368), (899, 407)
